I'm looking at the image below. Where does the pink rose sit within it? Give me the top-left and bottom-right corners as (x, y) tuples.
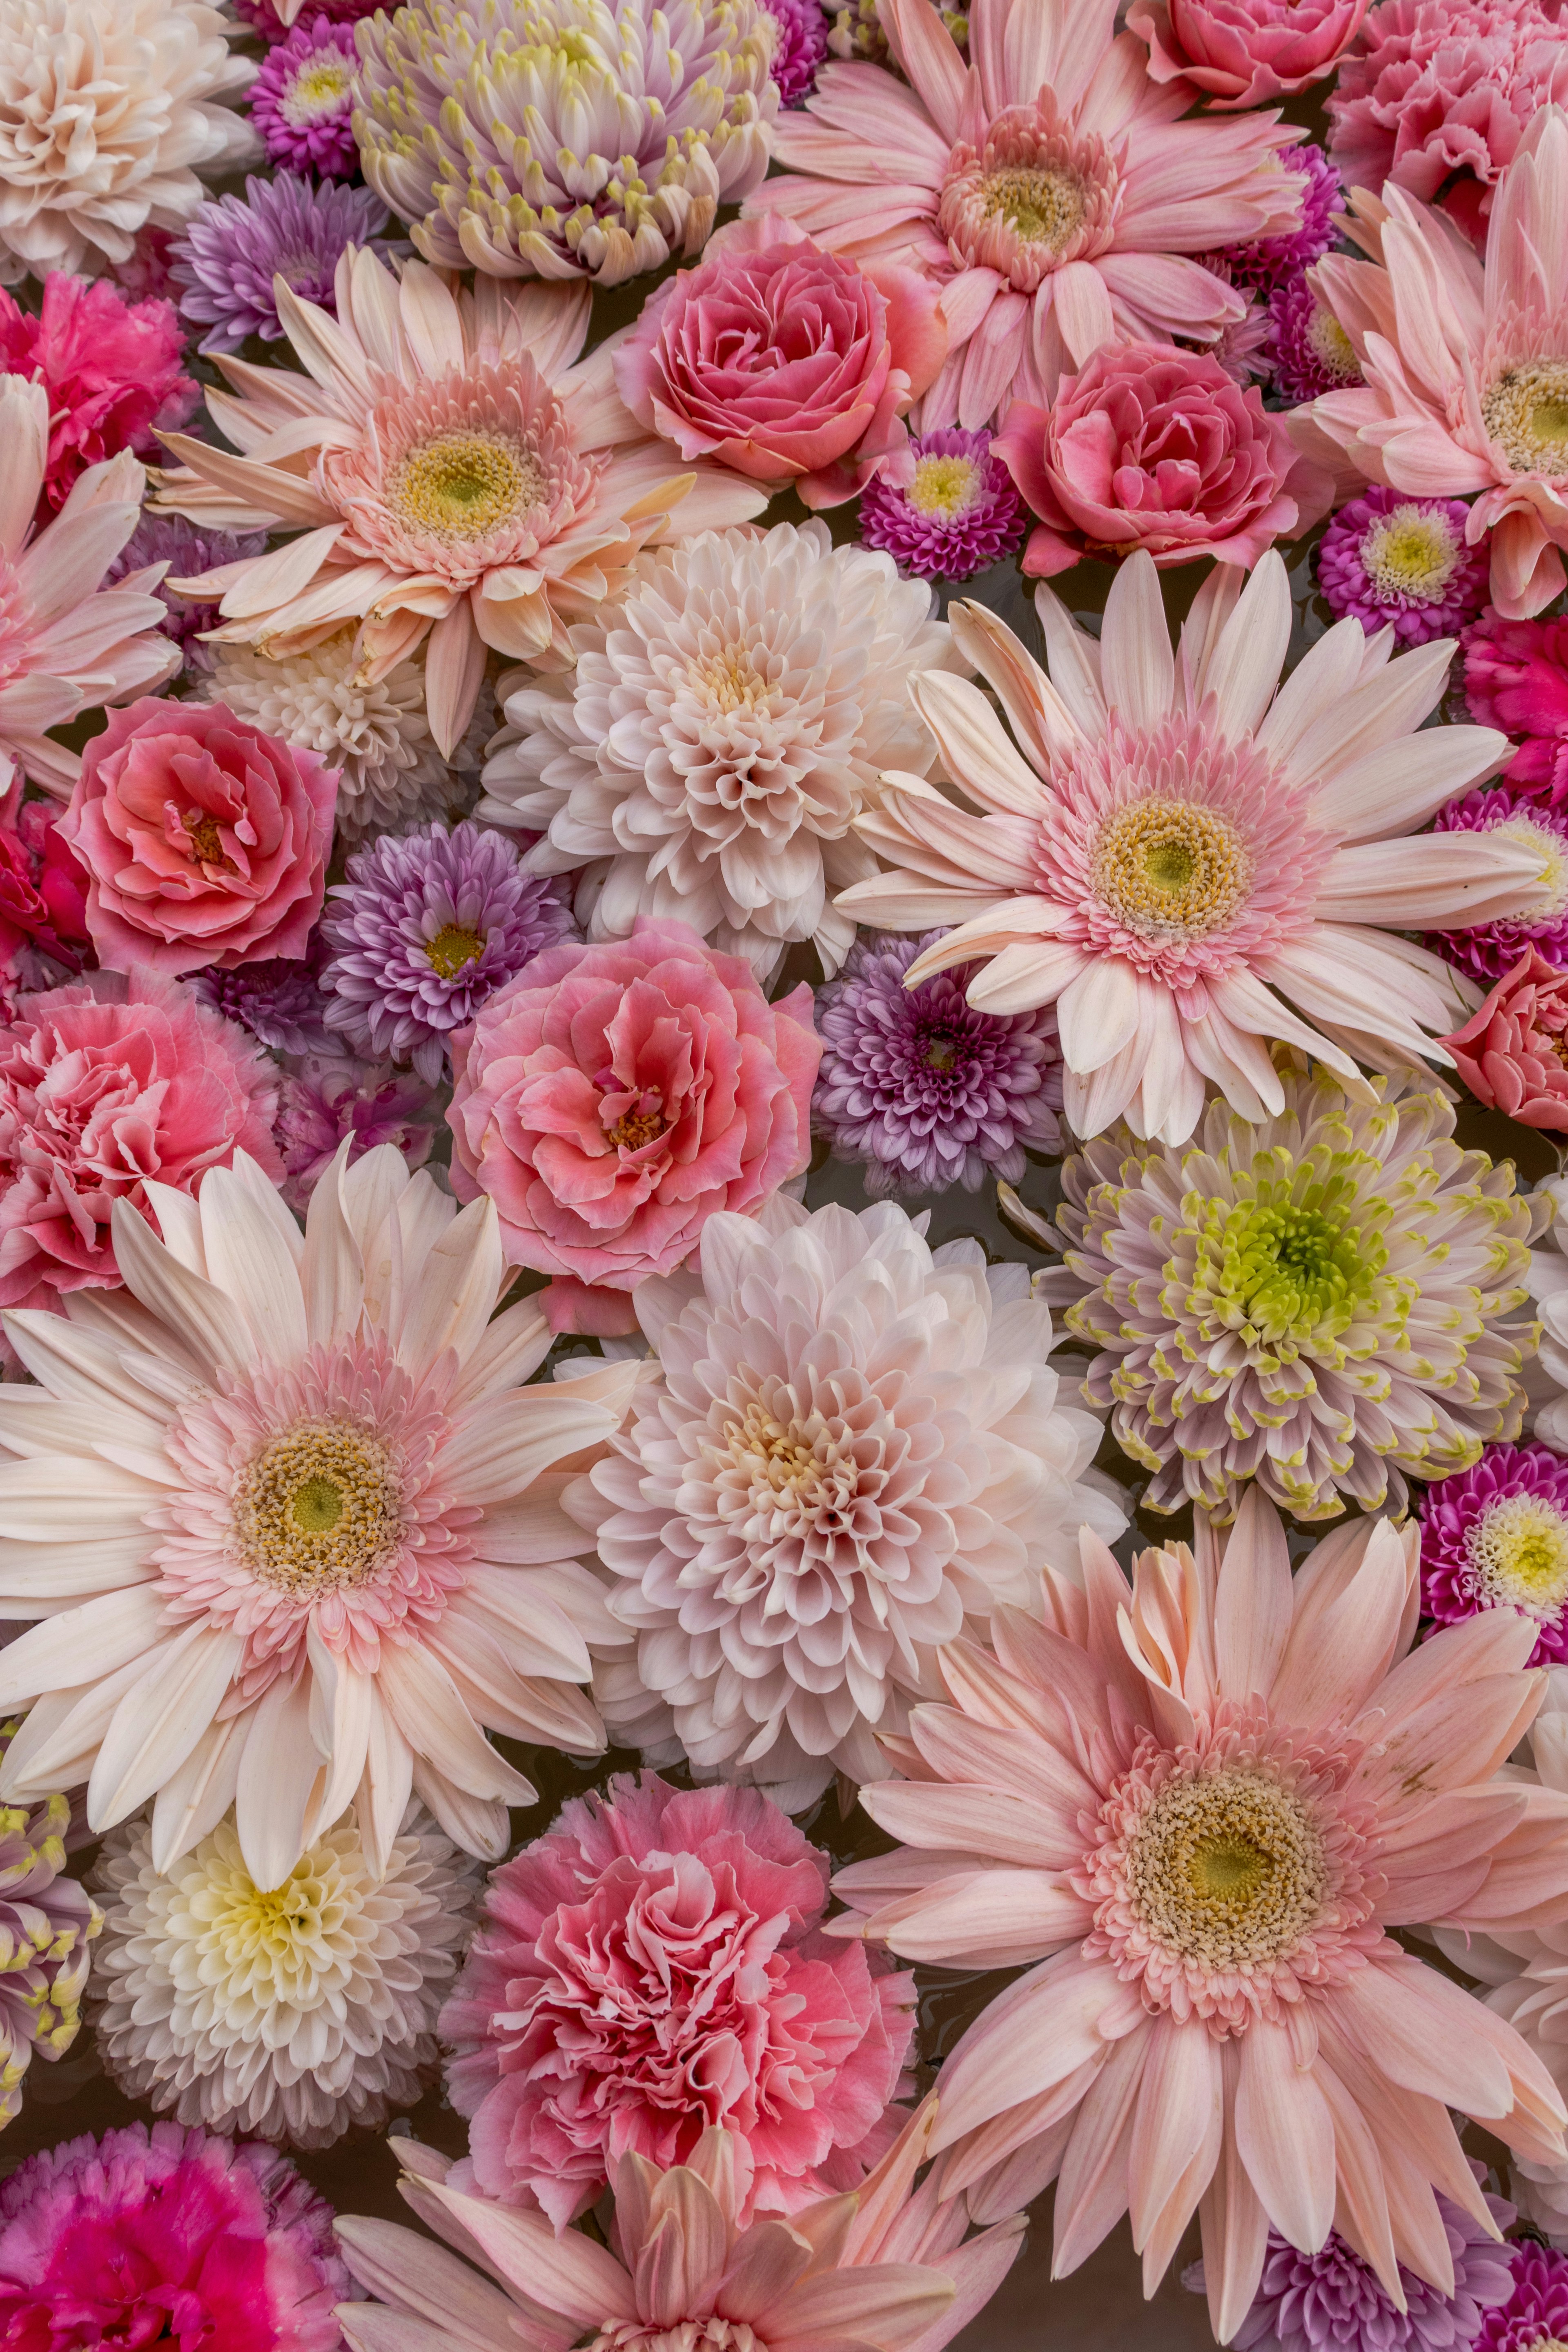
(0, 971), (282, 1316)
(1130, 0), (1369, 106)
(446, 918), (821, 1332)
(995, 342), (1334, 576)
(612, 216), (947, 509)
(60, 698), (337, 977)
(1441, 948), (1568, 1130)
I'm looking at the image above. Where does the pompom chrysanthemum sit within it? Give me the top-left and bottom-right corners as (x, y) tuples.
(1473, 2245), (1568, 2352)
(1418, 1441), (1568, 1665)
(169, 173), (389, 355)
(250, 15), (361, 178)
(0, 1730), (100, 2132)
(1318, 486), (1492, 646)
(1217, 143), (1344, 295)
(188, 957), (335, 1058)
(858, 428), (1027, 583)
(1429, 789), (1568, 980)
(1270, 272), (1365, 401)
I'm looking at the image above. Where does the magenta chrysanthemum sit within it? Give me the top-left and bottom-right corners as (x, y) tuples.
(813, 931), (1060, 1196)
(1429, 788), (1568, 980)
(321, 820), (577, 1085)
(1318, 487), (1492, 646)
(232, 0), (381, 37)
(106, 515), (268, 675)
(759, 0), (828, 101)
(1218, 143), (1343, 294)
(169, 173), (388, 354)
(250, 16), (361, 178)
(1474, 2245), (1568, 2352)
(1418, 1441), (1568, 1665)
(858, 428), (1026, 582)
(189, 955), (336, 1058)
(1269, 273), (1365, 402)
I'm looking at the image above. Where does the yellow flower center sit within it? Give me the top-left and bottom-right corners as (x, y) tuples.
(1128, 1766), (1328, 1970)
(387, 430), (544, 546)
(981, 164), (1085, 250)
(1494, 812), (1568, 922)
(184, 811), (232, 869)
(909, 453), (983, 520)
(608, 1106), (668, 1151)
(1359, 503), (1462, 599)
(1305, 304), (1361, 385)
(1469, 1492), (1568, 1621)
(698, 643), (771, 715)
(285, 56), (353, 121)
(1483, 361), (1568, 476)
(233, 1419), (403, 1597)
(1091, 797), (1253, 940)
(425, 922), (485, 978)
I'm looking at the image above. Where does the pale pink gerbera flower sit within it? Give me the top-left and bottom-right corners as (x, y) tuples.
(831, 1498), (1568, 2341)
(0, 1144), (638, 1892)
(840, 548), (1543, 1147)
(1295, 109), (1568, 621)
(154, 247), (767, 757)
(744, 0), (1306, 428)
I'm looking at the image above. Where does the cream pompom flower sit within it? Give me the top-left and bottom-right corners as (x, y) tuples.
(90, 1801), (481, 2149)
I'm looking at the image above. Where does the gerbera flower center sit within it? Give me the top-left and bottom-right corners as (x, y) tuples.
(591, 2323), (764, 2352)
(1305, 303), (1362, 386)
(231, 1418), (404, 1597)
(425, 922), (485, 978)
(1467, 1491), (1568, 1621)
(1125, 1764), (1329, 1973)
(387, 429), (545, 546)
(981, 164), (1086, 250)
(1359, 504), (1462, 600)
(283, 56), (354, 123)
(909, 452), (984, 520)
(1091, 797), (1253, 940)
(1483, 361), (1568, 476)
(937, 104), (1112, 291)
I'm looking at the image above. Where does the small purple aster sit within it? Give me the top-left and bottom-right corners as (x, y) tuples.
(1317, 486), (1491, 648)
(276, 1054), (440, 1212)
(813, 930), (1061, 1196)
(320, 820), (578, 1083)
(1218, 142), (1343, 295)
(106, 516), (268, 675)
(1427, 787), (1568, 982)
(169, 174), (389, 356)
(189, 955), (337, 1057)
(758, 0), (830, 101)
(1269, 272), (1364, 403)
(250, 17), (361, 180)
(859, 428), (1026, 584)
(1419, 1441), (1568, 1666)
(1475, 2244), (1568, 2352)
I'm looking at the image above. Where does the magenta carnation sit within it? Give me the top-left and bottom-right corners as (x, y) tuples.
(1465, 611), (1568, 804)
(0, 2121), (347, 2349)
(1418, 1440), (1568, 1665)
(1427, 788), (1568, 982)
(857, 427), (1026, 582)
(1131, 0), (1370, 108)
(0, 274), (196, 516)
(250, 16), (361, 179)
(230, 0), (383, 38)
(276, 1054), (440, 1212)
(440, 1773), (916, 2228)
(1317, 486), (1491, 647)
(1269, 272), (1366, 403)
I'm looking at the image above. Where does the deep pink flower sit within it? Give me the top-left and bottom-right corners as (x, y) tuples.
(1131, 0), (1370, 107)
(0, 274), (196, 516)
(440, 1772), (916, 2228)
(0, 2120), (347, 2350)
(614, 216), (947, 508)
(995, 342), (1332, 575)
(59, 697), (338, 978)
(446, 918), (821, 1332)
(0, 804), (89, 977)
(1440, 947), (1568, 1129)
(276, 1053), (440, 1212)
(0, 971), (282, 1316)
(1466, 611), (1568, 804)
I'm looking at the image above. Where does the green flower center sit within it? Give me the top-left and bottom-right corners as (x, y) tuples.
(1187, 1145), (1390, 1361)
(233, 1418), (403, 1597)
(1483, 361), (1568, 476)
(1127, 1765), (1328, 1971)
(1359, 505), (1462, 601)
(1468, 1492), (1568, 1622)
(388, 430), (543, 545)
(425, 923), (485, 978)
(981, 165), (1085, 250)
(1093, 797), (1253, 942)
(290, 1476), (344, 1533)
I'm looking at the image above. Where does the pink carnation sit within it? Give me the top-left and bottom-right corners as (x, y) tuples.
(1130, 0), (1370, 107)
(0, 274), (197, 516)
(613, 216), (947, 509)
(59, 697), (338, 978)
(0, 971), (282, 1315)
(446, 918), (821, 1333)
(1465, 611), (1568, 803)
(1441, 946), (1568, 1129)
(1328, 0), (1568, 244)
(995, 341), (1333, 576)
(440, 1773), (916, 2228)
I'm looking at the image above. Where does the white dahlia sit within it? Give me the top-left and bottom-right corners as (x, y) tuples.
(0, 0), (257, 284)
(479, 521), (964, 981)
(89, 1800), (481, 2149)
(0, 1144), (637, 1889)
(572, 1199), (1126, 1806)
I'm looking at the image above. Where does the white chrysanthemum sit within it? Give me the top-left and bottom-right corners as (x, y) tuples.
(571, 1199), (1126, 1809)
(0, 0), (257, 283)
(89, 1800), (481, 2149)
(479, 520), (965, 982)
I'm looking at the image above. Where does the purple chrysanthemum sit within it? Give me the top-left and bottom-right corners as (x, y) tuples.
(1317, 486), (1491, 648)
(320, 820), (577, 1083)
(1269, 272), (1365, 403)
(1418, 1440), (1568, 1666)
(106, 515), (267, 674)
(1218, 142), (1343, 294)
(1474, 2244), (1568, 2352)
(1427, 787), (1568, 982)
(189, 954), (336, 1056)
(813, 929), (1061, 1196)
(758, 0), (829, 101)
(250, 16), (361, 179)
(168, 173), (388, 356)
(858, 428), (1026, 583)
(277, 1054), (440, 1212)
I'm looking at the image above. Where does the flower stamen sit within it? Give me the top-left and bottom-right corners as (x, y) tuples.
(231, 1418), (404, 1597)
(1483, 361), (1568, 476)
(1091, 797), (1253, 941)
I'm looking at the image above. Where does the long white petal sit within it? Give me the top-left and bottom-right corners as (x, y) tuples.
(1199, 551), (1291, 744)
(197, 1163), (308, 1364)
(1099, 551), (1174, 731)
(149, 1711), (247, 1874)
(375, 1639), (534, 1803)
(87, 1624), (245, 1831)
(236, 1671), (328, 1889)
(0, 1585), (167, 1712)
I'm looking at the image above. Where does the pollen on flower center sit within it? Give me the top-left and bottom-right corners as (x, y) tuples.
(184, 811), (231, 869)
(424, 922), (485, 978)
(1483, 361), (1568, 476)
(1091, 797), (1253, 940)
(1359, 504), (1463, 599)
(698, 642), (772, 714)
(283, 58), (354, 123)
(386, 430), (544, 545)
(1126, 1765), (1330, 1972)
(981, 164), (1086, 249)
(908, 453), (985, 520)
(231, 1418), (404, 1597)
(1305, 303), (1362, 386)
(1201, 1176), (1377, 1351)
(1468, 1492), (1568, 1621)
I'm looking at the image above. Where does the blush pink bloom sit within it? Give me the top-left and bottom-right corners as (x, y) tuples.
(613, 216), (947, 508)
(1129, 0), (1370, 107)
(446, 919), (821, 1333)
(441, 1772), (916, 2228)
(0, 274), (197, 517)
(995, 342), (1333, 576)
(58, 696), (338, 979)
(0, 971), (281, 1316)
(1440, 947), (1568, 1130)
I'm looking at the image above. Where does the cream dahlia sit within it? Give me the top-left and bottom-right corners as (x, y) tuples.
(840, 549), (1537, 1147)
(0, 0), (257, 284)
(1045, 1060), (1536, 1521)
(746, 0), (1305, 426)
(572, 1198), (1125, 1806)
(353, 0), (777, 287)
(479, 521), (962, 980)
(90, 1799), (481, 2149)
(0, 1143), (637, 1889)
(831, 1501), (1568, 2339)
(154, 248), (766, 757)
(1296, 108), (1568, 620)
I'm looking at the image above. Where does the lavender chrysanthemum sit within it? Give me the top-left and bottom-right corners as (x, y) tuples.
(168, 173), (388, 354)
(188, 956), (336, 1056)
(1270, 272), (1365, 403)
(250, 17), (361, 179)
(1428, 788), (1568, 982)
(321, 820), (577, 1082)
(758, 0), (828, 100)
(813, 931), (1060, 1196)
(1318, 486), (1491, 648)
(106, 515), (267, 674)
(858, 430), (1025, 584)
(276, 1054), (439, 1213)
(1219, 142), (1342, 294)
(1474, 2245), (1568, 2352)
(1419, 1441), (1568, 1666)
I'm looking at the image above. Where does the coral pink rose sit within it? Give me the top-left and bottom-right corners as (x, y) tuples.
(612, 216), (947, 510)
(446, 919), (821, 1333)
(0, 971), (282, 1316)
(995, 342), (1333, 576)
(1129, 0), (1369, 106)
(440, 1773), (915, 2227)
(1441, 947), (1568, 1130)
(59, 697), (337, 978)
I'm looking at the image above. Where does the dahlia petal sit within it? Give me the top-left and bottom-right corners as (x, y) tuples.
(86, 1622), (246, 1831)
(1233, 2019), (1335, 2252)
(1129, 2018), (1222, 2294)
(1212, 1485), (1292, 1705)
(1099, 551), (1173, 732)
